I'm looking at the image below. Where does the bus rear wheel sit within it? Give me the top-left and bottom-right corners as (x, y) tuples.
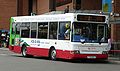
(50, 48), (56, 60)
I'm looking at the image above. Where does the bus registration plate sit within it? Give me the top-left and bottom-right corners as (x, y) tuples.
(87, 56), (96, 59)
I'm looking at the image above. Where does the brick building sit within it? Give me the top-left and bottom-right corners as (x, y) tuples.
(8, 0), (103, 15)
(0, 0), (17, 30)
(17, 0), (120, 55)
(111, 0), (120, 55)
(0, 0), (104, 30)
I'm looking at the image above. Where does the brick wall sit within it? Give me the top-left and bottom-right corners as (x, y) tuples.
(111, 0), (120, 56)
(81, 0), (102, 10)
(0, 0), (17, 30)
(56, 0), (102, 11)
(17, 0), (28, 16)
(114, 0), (120, 14)
(37, 0), (49, 14)
(111, 0), (120, 42)
(22, 0), (28, 15)
(56, 3), (73, 11)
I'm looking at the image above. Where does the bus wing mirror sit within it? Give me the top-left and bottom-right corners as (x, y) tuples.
(80, 39), (85, 44)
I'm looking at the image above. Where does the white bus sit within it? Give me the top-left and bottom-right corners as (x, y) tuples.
(9, 12), (110, 60)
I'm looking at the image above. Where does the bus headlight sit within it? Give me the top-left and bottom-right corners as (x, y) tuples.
(102, 51), (108, 54)
(70, 50), (80, 54)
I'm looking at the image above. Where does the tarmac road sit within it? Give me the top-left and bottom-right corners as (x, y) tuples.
(0, 48), (120, 71)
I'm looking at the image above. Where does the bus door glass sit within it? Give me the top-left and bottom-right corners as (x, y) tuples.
(97, 24), (108, 43)
(11, 22), (21, 45)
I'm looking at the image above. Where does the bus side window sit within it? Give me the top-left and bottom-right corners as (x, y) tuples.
(49, 22), (57, 39)
(58, 22), (71, 40)
(38, 22), (48, 39)
(64, 23), (70, 40)
(31, 22), (37, 38)
(21, 29), (30, 38)
(20, 22), (30, 38)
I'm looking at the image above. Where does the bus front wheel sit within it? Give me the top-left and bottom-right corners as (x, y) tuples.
(22, 45), (27, 57)
(50, 48), (56, 60)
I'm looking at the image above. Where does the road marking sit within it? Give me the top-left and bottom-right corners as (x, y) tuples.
(0, 54), (8, 56)
(0, 53), (20, 56)
(0, 48), (9, 51)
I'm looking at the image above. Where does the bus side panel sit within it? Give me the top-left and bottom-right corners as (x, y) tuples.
(71, 54), (108, 60)
(56, 49), (108, 60)
(27, 47), (49, 57)
(25, 46), (73, 59)
(56, 50), (74, 59)
(9, 45), (21, 54)
(57, 51), (108, 59)
(56, 41), (73, 59)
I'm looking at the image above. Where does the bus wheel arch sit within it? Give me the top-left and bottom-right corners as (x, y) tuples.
(49, 46), (56, 60)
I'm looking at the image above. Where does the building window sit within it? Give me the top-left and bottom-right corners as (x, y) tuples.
(29, 0), (33, 15)
(73, 0), (81, 10)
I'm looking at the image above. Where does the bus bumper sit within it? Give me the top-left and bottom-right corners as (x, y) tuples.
(9, 45), (21, 54)
(57, 50), (108, 60)
(68, 54), (108, 60)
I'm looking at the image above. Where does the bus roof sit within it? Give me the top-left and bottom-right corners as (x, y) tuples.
(11, 13), (75, 22)
(11, 12), (108, 23)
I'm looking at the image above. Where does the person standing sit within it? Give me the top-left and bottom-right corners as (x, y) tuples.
(64, 5), (69, 13)
(64, 23), (70, 40)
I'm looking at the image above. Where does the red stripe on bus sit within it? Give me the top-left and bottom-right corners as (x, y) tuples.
(9, 45), (108, 59)
(9, 45), (21, 54)
(27, 47), (49, 57)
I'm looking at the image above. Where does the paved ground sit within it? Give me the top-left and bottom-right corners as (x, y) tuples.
(0, 47), (120, 71)
(108, 57), (120, 64)
(0, 47), (120, 64)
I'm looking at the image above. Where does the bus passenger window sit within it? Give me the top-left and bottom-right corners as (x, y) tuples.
(64, 23), (70, 40)
(49, 22), (57, 39)
(38, 22), (48, 39)
(58, 22), (71, 40)
(31, 22), (37, 38)
(21, 29), (30, 38)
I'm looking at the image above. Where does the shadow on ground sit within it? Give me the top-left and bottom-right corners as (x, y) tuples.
(9, 54), (117, 64)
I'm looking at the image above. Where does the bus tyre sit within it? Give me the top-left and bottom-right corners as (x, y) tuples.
(22, 45), (27, 57)
(50, 48), (56, 60)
